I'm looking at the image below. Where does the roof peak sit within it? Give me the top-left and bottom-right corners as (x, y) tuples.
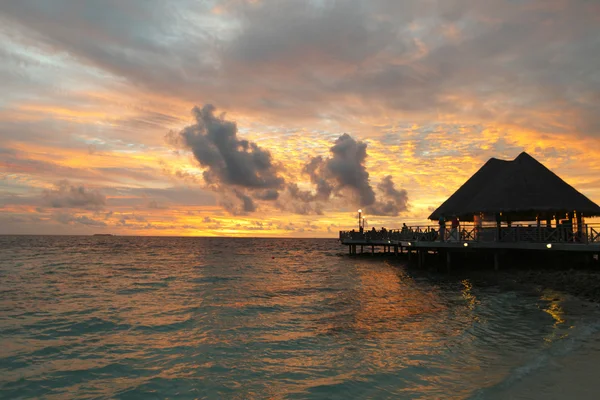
(489, 152), (533, 164)
(514, 151), (539, 163)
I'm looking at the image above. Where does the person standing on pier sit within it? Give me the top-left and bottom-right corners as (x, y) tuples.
(451, 216), (460, 241)
(439, 215), (446, 242)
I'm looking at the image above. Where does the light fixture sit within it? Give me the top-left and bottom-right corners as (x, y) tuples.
(358, 209), (362, 213)
(463, 242), (469, 247)
(546, 243), (552, 249)
(408, 242), (412, 246)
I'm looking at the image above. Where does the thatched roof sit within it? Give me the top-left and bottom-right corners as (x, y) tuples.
(428, 152), (600, 221)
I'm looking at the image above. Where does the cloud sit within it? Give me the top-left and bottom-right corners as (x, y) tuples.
(369, 175), (409, 216)
(292, 133), (408, 215)
(54, 212), (107, 227)
(287, 182), (319, 203)
(274, 133), (409, 215)
(253, 189), (279, 201)
(43, 181), (105, 209)
(219, 189), (256, 216)
(323, 133), (375, 206)
(302, 133), (375, 206)
(176, 104), (285, 190)
(171, 111), (379, 217)
(2, 0), (600, 140)
(170, 104), (286, 214)
(302, 157), (334, 201)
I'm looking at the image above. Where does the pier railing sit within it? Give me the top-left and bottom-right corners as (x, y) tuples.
(340, 223), (600, 245)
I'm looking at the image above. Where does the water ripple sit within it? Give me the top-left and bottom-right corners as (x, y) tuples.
(1, 236), (600, 399)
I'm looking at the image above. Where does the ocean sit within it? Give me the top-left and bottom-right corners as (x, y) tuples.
(1, 235), (600, 399)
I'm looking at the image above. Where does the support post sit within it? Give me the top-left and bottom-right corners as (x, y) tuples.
(371, 245), (374, 255)
(349, 245), (351, 255)
(446, 251), (451, 271)
(394, 245), (398, 256)
(576, 212), (583, 243)
(494, 252), (500, 271)
(361, 245), (363, 254)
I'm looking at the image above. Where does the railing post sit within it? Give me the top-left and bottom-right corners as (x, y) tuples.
(586, 224), (589, 244)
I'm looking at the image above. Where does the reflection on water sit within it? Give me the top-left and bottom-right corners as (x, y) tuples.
(539, 290), (569, 345)
(0, 236), (598, 399)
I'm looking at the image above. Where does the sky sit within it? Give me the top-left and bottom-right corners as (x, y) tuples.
(1, 0), (600, 237)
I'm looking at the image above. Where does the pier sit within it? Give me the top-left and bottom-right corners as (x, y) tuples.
(339, 152), (600, 269)
(339, 223), (600, 269)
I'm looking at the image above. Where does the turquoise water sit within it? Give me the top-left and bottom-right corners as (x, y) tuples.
(1, 236), (599, 399)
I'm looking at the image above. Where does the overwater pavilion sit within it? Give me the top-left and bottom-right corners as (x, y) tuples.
(428, 152), (600, 243)
(339, 152), (600, 267)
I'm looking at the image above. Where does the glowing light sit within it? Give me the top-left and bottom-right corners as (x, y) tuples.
(546, 243), (552, 249)
(463, 242), (468, 247)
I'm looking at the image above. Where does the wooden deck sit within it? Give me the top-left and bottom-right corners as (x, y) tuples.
(339, 223), (600, 268)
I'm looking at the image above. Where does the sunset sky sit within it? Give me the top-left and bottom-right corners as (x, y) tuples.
(1, 0), (600, 237)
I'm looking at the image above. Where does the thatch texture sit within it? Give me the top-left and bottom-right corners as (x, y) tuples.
(428, 152), (600, 221)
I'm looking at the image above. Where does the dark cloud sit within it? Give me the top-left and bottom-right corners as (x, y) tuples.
(326, 133), (375, 206)
(253, 189), (279, 201)
(369, 176), (409, 216)
(170, 104), (285, 214)
(176, 105), (285, 190)
(292, 134), (408, 215)
(234, 190), (256, 213)
(302, 158), (334, 201)
(43, 181), (105, 209)
(219, 189), (257, 216)
(304, 133), (375, 206)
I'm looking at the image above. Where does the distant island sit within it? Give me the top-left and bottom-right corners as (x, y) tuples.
(93, 234), (115, 236)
